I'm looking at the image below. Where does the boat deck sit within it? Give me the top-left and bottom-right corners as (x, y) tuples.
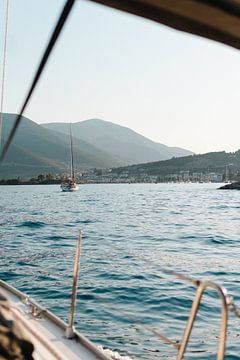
(0, 280), (110, 360)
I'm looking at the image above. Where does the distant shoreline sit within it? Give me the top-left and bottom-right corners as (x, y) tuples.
(0, 180), (61, 186)
(0, 181), (226, 186)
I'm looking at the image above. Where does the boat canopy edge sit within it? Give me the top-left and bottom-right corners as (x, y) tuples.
(89, 0), (240, 49)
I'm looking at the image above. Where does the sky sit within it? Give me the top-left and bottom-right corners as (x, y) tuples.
(1, 0), (240, 154)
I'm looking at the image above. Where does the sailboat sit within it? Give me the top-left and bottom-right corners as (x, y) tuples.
(61, 122), (79, 192)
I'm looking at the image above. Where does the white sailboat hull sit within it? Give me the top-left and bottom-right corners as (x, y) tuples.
(61, 182), (79, 192)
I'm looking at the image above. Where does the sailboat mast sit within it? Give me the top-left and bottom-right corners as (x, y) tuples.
(69, 121), (75, 180)
(0, 0), (10, 151)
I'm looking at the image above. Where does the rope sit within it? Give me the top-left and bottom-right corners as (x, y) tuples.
(0, 0), (9, 152)
(0, 0), (76, 162)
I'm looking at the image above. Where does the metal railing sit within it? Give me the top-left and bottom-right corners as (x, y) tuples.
(1, 231), (240, 359)
(177, 280), (229, 360)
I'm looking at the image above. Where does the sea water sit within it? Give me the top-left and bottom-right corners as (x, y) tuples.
(0, 183), (240, 359)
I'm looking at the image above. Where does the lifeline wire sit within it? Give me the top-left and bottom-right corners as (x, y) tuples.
(81, 236), (237, 352)
(0, 0), (9, 151)
(0, 0), (76, 162)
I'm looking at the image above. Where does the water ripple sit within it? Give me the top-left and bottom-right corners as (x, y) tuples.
(16, 220), (47, 228)
(0, 183), (240, 359)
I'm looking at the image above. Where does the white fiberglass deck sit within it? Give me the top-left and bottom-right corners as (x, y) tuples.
(0, 280), (110, 360)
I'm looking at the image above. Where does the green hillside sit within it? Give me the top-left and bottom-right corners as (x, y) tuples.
(43, 118), (193, 164)
(0, 113), (126, 178)
(112, 151), (240, 177)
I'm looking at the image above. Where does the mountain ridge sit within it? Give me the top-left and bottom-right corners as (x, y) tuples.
(1, 113), (193, 178)
(43, 118), (193, 164)
(1, 113), (126, 178)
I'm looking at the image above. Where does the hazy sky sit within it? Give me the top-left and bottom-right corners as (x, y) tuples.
(1, 0), (240, 154)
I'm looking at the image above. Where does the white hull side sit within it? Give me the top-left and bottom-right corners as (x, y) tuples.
(61, 183), (79, 192)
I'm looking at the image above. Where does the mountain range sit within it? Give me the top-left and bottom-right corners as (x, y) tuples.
(0, 113), (193, 178)
(43, 119), (193, 165)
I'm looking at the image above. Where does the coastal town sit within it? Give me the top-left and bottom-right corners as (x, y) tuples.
(0, 168), (233, 185)
(77, 168), (225, 184)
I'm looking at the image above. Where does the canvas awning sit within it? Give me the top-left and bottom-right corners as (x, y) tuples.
(89, 0), (240, 49)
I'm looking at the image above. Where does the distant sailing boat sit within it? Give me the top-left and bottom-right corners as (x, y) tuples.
(61, 122), (79, 192)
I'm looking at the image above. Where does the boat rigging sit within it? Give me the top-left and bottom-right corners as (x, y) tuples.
(0, 0), (9, 152)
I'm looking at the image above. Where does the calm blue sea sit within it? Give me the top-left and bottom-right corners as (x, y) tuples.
(0, 183), (240, 359)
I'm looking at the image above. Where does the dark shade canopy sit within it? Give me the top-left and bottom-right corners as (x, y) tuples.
(89, 0), (240, 49)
